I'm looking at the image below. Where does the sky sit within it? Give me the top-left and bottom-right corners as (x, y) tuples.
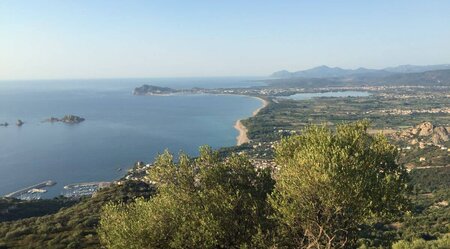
(1, 0), (450, 80)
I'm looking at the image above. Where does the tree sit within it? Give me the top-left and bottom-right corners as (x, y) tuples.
(392, 235), (450, 249)
(98, 146), (274, 249)
(270, 121), (409, 248)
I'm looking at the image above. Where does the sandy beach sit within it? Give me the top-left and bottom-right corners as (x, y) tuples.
(235, 97), (268, 145)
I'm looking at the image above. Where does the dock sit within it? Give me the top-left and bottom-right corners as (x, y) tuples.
(4, 180), (56, 198)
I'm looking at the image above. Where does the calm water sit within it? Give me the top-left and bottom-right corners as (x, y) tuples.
(285, 91), (371, 100)
(0, 78), (264, 197)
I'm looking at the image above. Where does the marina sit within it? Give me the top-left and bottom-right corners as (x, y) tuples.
(3, 181), (112, 199)
(62, 182), (111, 198)
(4, 180), (56, 200)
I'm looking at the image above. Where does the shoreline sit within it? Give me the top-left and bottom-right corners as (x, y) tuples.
(235, 97), (268, 146)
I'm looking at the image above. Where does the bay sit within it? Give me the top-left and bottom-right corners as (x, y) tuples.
(0, 77), (264, 197)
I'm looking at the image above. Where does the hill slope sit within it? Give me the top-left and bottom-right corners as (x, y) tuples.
(267, 69), (450, 88)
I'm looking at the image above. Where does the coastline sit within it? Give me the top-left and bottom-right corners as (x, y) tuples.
(235, 97), (268, 146)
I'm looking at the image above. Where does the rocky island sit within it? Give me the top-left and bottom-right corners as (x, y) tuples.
(133, 85), (178, 95)
(44, 115), (85, 124)
(0, 122), (8, 127)
(16, 120), (24, 126)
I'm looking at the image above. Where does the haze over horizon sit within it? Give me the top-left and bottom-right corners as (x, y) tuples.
(1, 0), (450, 80)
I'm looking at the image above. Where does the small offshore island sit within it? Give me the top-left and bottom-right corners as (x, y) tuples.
(1, 116), (84, 128)
(43, 115), (85, 124)
(1, 120), (24, 127)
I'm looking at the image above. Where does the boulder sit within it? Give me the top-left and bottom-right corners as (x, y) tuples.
(434, 126), (449, 142)
(419, 142), (426, 149)
(432, 133), (441, 145)
(399, 130), (411, 138)
(417, 122), (433, 136)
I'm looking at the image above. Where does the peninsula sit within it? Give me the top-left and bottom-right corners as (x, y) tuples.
(133, 85), (177, 95)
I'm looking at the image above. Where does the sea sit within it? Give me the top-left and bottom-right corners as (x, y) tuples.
(0, 77), (265, 198)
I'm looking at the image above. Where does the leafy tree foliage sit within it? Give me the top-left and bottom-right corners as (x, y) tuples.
(270, 121), (410, 248)
(391, 235), (450, 249)
(98, 146), (275, 249)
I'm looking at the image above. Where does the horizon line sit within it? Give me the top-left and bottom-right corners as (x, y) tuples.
(0, 75), (267, 82)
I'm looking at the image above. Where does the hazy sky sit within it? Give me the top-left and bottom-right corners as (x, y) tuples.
(1, 0), (450, 80)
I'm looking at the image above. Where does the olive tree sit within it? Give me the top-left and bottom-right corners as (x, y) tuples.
(98, 146), (274, 249)
(270, 121), (409, 248)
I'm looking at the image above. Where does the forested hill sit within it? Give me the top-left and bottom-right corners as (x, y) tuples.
(369, 69), (450, 86)
(266, 69), (450, 88)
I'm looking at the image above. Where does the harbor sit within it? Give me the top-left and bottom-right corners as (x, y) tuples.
(4, 180), (56, 200)
(3, 180), (111, 200)
(62, 181), (111, 198)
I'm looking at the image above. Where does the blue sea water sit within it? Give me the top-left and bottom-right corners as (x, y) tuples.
(0, 77), (264, 197)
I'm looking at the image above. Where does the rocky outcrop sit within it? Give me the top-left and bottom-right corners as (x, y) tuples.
(434, 126), (449, 140)
(393, 121), (449, 146)
(418, 122), (433, 136)
(0, 122), (8, 127)
(432, 126), (449, 145)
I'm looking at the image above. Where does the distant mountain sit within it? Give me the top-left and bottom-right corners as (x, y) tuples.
(271, 65), (386, 78)
(384, 64), (450, 73)
(267, 69), (450, 88)
(271, 70), (292, 78)
(370, 69), (450, 86)
(271, 64), (450, 79)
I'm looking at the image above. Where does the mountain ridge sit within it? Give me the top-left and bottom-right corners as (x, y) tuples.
(267, 68), (450, 88)
(271, 64), (450, 78)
